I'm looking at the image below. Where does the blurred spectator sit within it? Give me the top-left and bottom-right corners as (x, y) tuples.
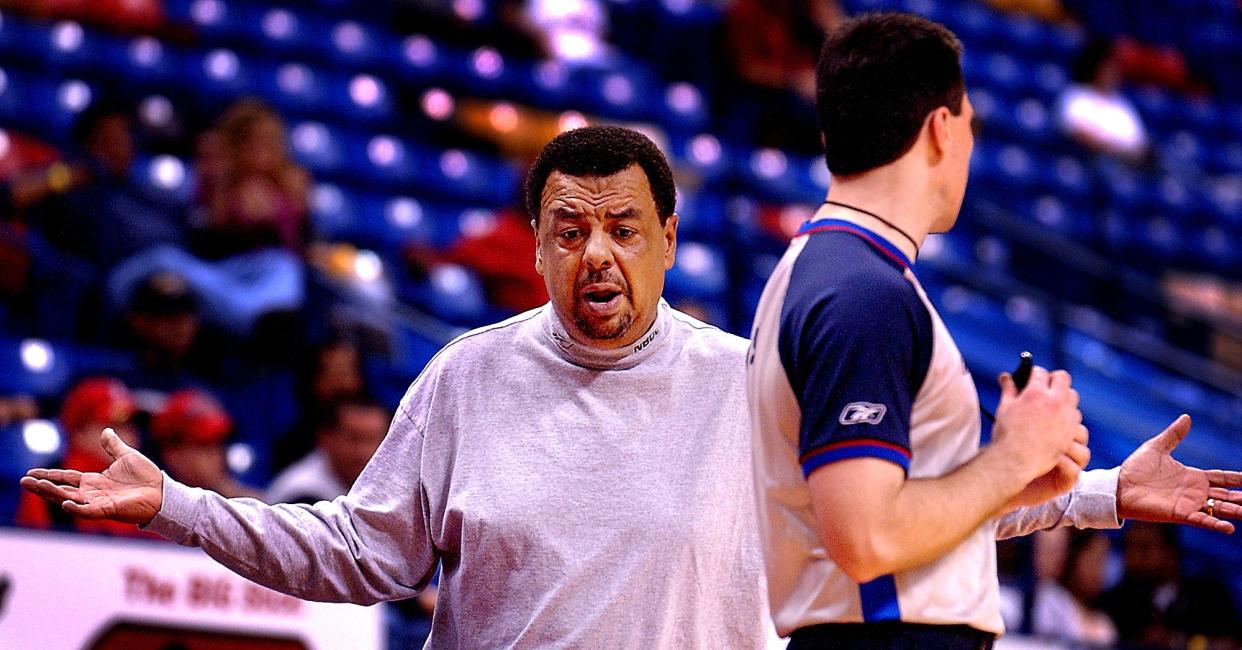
(1031, 528), (1118, 646)
(266, 396), (389, 504)
(32, 101), (187, 273)
(1163, 272), (1242, 372)
(0, 0), (165, 33)
(1099, 522), (1242, 647)
(996, 537), (1033, 632)
(271, 337), (368, 471)
(197, 99), (310, 259)
(150, 388), (260, 499)
(982, 0), (1073, 23)
(722, 0), (841, 153)
(405, 208), (548, 314)
(0, 131), (96, 337)
(108, 242), (306, 341)
(524, 0), (614, 66)
(1056, 39), (1150, 162)
(0, 394), (37, 426)
(117, 271), (215, 390)
(1113, 36), (1206, 94)
(14, 377), (149, 537)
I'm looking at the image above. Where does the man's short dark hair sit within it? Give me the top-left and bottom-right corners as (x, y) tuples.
(524, 126), (676, 224)
(815, 12), (965, 177)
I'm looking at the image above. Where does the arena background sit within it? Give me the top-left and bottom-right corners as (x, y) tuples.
(0, 0), (1240, 647)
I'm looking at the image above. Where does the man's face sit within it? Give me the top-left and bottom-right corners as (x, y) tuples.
(312, 344), (363, 401)
(130, 312), (199, 361)
(534, 165), (677, 349)
(1123, 523), (1179, 583)
(320, 405), (388, 488)
(163, 442), (227, 489)
(932, 93), (975, 233)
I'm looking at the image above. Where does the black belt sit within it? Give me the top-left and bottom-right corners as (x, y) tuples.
(789, 622), (996, 650)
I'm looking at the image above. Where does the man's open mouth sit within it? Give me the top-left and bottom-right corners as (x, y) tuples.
(579, 284), (625, 314)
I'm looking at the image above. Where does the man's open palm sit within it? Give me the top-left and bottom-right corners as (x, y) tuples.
(19, 428), (163, 526)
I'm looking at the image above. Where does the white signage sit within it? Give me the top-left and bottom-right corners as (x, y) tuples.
(0, 528), (383, 649)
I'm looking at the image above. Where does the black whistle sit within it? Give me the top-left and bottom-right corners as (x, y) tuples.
(1013, 351), (1033, 392)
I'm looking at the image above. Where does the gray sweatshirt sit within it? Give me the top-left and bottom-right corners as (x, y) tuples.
(146, 301), (1119, 648)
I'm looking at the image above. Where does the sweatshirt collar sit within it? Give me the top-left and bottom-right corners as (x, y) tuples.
(540, 299), (671, 370)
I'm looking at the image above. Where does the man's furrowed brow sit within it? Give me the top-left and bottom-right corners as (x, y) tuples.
(548, 206), (584, 222)
(606, 207), (640, 220)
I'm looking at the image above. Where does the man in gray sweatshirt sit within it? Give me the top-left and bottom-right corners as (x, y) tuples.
(21, 126), (1241, 648)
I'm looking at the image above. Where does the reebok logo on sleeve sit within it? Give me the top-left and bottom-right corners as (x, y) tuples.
(839, 402), (887, 425)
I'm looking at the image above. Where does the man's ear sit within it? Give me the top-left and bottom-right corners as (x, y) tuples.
(532, 218), (544, 276)
(663, 214), (679, 270)
(928, 106), (953, 160)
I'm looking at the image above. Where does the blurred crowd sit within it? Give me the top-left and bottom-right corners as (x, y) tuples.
(998, 524), (1242, 649)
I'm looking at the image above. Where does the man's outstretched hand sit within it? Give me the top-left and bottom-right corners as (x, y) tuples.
(1119, 414), (1242, 534)
(19, 428), (164, 526)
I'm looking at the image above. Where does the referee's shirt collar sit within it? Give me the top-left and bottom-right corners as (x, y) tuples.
(798, 205), (916, 268)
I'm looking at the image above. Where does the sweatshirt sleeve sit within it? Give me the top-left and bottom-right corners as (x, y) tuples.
(144, 402), (437, 605)
(995, 467), (1123, 540)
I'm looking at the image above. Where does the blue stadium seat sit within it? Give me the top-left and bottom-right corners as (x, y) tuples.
(433, 44), (525, 98)
(327, 19), (393, 69)
(389, 33), (454, 87)
(571, 67), (662, 122)
(174, 0), (248, 41)
(675, 188), (727, 242)
(975, 143), (1039, 195)
(258, 61), (334, 117)
(39, 20), (110, 75)
(1021, 194), (1097, 239)
(665, 241), (728, 301)
(186, 47), (255, 100)
(1135, 214), (1185, 259)
(333, 72), (395, 124)
(0, 420), (65, 524)
(6, 76), (98, 144)
(103, 34), (183, 90)
(309, 182), (362, 241)
(0, 339), (74, 398)
(1204, 139), (1242, 176)
(1046, 154), (1093, 203)
(736, 147), (826, 204)
(289, 120), (346, 176)
(657, 81), (710, 132)
(132, 155), (196, 204)
(344, 131), (419, 188)
(0, 65), (27, 127)
(0, 8), (37, 61)
(243, 6), (329, 59)
(666, 132), (732, 183)
(401, 263), (489, 325)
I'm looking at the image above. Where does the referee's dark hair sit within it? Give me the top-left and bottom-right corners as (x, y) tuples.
(815, 12), (965, 177)
(525, 126), (676, 225)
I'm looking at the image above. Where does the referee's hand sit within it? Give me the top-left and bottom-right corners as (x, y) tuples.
(991, 366), (1087, 492)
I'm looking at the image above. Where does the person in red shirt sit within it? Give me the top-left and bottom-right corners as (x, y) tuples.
(150, 389), (261, 500)
(15, 377), (149, 537)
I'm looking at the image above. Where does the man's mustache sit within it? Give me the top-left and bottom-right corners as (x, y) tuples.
(575, 269), (629, 296)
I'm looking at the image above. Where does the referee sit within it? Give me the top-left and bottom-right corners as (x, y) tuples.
(747, 13), (1242, 648)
